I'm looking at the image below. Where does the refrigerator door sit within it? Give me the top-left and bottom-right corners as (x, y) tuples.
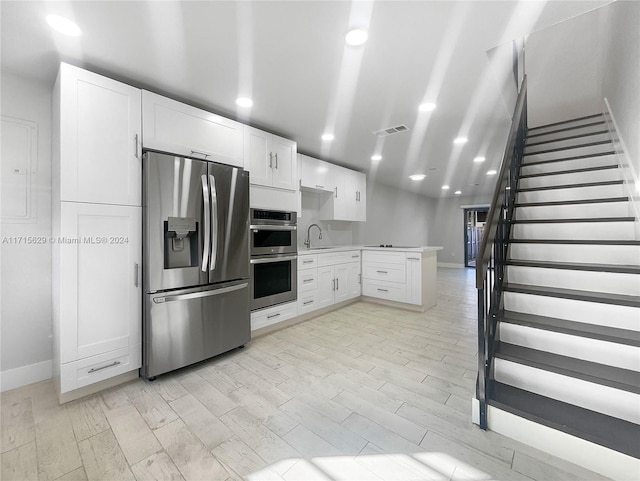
(143, 279), (250, 378)
(144, 152), (208, 292)
(207, 162), (250, 284)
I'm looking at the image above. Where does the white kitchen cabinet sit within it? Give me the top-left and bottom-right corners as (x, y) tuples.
(320, 165), (367, 221)
(244, 125), (297, 191)
(349, 170), (367, 221)
(55, 62), (142, 206)
(406, 253), (422, 305)
(250, 301), (298, 331)
(299, 154), (334, 192)
(56, 202), (142, 391)
(142, 90), (244, 167)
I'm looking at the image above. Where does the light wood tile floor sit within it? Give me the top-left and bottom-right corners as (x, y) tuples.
(1, 268), (611, 481)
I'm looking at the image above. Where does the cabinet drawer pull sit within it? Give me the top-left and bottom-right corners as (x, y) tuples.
(408, 257), (420, 260)
(352, 255), (359, 258)
(191, 150), (210, 159)
(303, 300), (314, 305)
(303, 279), (314, 283)
(269, 152), (273, 168)
(88, 361), (121, 373)
(315, 184), (324, 189)
(377, 288), (389, 293)
(377, 270), (388, 274)
(134, 134), (139, 158)
(267, 313), (281, 319)
(134, 263), (139, 288)
(303, 259), (314, 264)
(275, 153), (278, 169)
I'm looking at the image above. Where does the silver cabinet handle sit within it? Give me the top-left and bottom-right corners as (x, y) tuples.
(191, 150), (210, 159)
(315, 185), (324, 189)
(209, 174), (218, 271)
(377, 270), (388, 274)
(336, 278), (339, 290)
(250, 225), (297, 231)
(303, 278), (314, 283)
(134, 263), (139, 287)
(275, 153), (278, 169)
(134, 134), (139, 159)
(334, 187), (338, 198)
(332, 278), (336, 291)
(352, 254), (359, 258)
(88, 361), (121, 373)
(407, 257), (420, 260)
(269, 152), (273, 168)
(302, 259), (314, 264)
(201, 175), (210, 272)
(303, 300), (314, 306)
(359, 273), (361, 284)
(267, 313), (281, 319)
(377, 288), (389, 292)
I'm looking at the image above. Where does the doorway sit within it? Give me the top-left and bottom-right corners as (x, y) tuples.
(464, 207), (489, 268)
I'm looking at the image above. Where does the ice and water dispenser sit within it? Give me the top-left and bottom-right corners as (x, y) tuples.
(164, 216), (198, 268)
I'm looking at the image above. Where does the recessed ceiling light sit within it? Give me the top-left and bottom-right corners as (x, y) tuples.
(46, 14), (82, 37)
(487, 170), (497, 175)
(454, 190), (462, 195)
(453, 137), (468, 144)
(442, 185), (450, 190)
(473, 156), (485, 163)
(371, 155), (382, 161)
(409, 174), (426, 181)
(321, 133), (334, 141)
(235, 97), (253, 108)
(419, 102), (437, 112)
(345, 28), (368, 46)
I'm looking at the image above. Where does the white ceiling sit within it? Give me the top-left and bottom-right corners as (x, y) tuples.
(0, 0), (612, 198)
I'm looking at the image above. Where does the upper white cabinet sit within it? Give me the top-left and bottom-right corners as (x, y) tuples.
(299, 154), (334, 192)
(56, 63), (142, 206)
(244, 125), (297, 191)
(321, 164), (367, 221)
(142, 91), (244, 168)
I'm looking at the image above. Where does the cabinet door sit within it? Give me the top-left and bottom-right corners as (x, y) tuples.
(299, 154), (334, 192)
(346, 262), (362, 300)
(334, 264), (354, 303)
(271, 135), (297, 191)
(243, 125), (271, 187)
(330, 165), (349, 220)
(316, 266), (335, 309)
(142, 91), (243, 167)
(353, 171), (367, 221)
(406, 254), (422, 305)
(59, 63), (141, 206)
(59, 202), (142, 364)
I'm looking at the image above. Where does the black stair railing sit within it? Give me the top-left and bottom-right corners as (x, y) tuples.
(476, 75), (528, 429)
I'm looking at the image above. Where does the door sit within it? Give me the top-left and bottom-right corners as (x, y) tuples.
(316, 266), (335, 309)
(244, 126), (271, 187)
(464, 208), (488, 267)
(144, 280), (250, 378)
(334, 264), (351, 303)
(59, 202), (141, 364)
(144, 152), (208, 292)
(59, 63), (141, 206)
(271, 135), (297, 191)
(207, 162), (250, 284)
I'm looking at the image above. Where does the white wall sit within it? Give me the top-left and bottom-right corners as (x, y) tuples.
(601, 1), (640, 188)
(1, 73), (53, 389)
(298, 190), (354, 248)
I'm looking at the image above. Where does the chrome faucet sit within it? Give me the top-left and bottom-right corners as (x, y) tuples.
(304, 223), (322, 248)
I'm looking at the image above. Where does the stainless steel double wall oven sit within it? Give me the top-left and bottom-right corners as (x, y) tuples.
(249, 209), (298, 311)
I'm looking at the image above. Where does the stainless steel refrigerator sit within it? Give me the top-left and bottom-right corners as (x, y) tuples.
(142, 151), (250, 379)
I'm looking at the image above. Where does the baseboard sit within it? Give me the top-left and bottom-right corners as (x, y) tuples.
(437, 262), (465, 269)
(487, 404), (640, 480)
(1, 360), (52, 392)
(58, 370), (139, 404)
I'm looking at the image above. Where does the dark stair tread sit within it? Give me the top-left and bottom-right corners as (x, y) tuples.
(512, 216), (635, 224)
(519, 164), (619, 179)
(528, 114), (604, 132)
(523, 140), (613, 156)
(508, 239), (640, 245)
(515, 197), (629, 207)
(525, 129), (610, 147)
(517, 179), (623, 192)
(503, 283), (640, 308)
(521, 151), (617, 167)
(506, 259), (640, 274)
(488, 382), (640, 459)
(527, 121), (607, 140)
(500, 310), (640, 347)
(495, 343), (640, 393)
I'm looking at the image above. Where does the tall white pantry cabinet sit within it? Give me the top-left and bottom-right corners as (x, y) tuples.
(52, 63), (142, 400)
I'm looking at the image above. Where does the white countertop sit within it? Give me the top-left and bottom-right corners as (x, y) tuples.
(299, 245), (443, 254)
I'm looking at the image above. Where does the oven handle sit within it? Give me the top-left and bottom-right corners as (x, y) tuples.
(250, 255), (297, 265)
(250, 225), (297, 231)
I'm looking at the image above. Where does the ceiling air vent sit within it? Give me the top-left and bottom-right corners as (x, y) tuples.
(373, 124), (409, 137)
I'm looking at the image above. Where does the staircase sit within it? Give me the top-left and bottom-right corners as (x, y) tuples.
(485, 113), (640, 469)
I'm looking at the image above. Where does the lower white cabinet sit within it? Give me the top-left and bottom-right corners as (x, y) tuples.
(251, 301), (298, 331)
(55, 202), (142, 394)
(362, 250), (423, 306)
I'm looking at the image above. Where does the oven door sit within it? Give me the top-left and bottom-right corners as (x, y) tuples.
(250, 255), (297, 310)
(250, 225), (297, 256)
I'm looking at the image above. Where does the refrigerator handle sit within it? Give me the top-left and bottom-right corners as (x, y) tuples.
(201, 175), (210, 272)
(209, 174), (218, 271)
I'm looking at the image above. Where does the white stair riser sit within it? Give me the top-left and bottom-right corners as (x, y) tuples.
(528, 118), (605, 136)
(517, 184), (626, 203)
(518, 168), (620, 189)
(515, 202), (631, 220)
(524, 143), (614, 163)
(494, 358), (640, 424)
(512, 221), (637, 240)
(505, 265), (640, 296)
(508, 243), (640, 266)
(527, 125), (610, 144)
(503, 291), (640, 331)
(499, 323), (640, 372)
(520, 154), (617, 176)
(525, 133), (612, 154)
